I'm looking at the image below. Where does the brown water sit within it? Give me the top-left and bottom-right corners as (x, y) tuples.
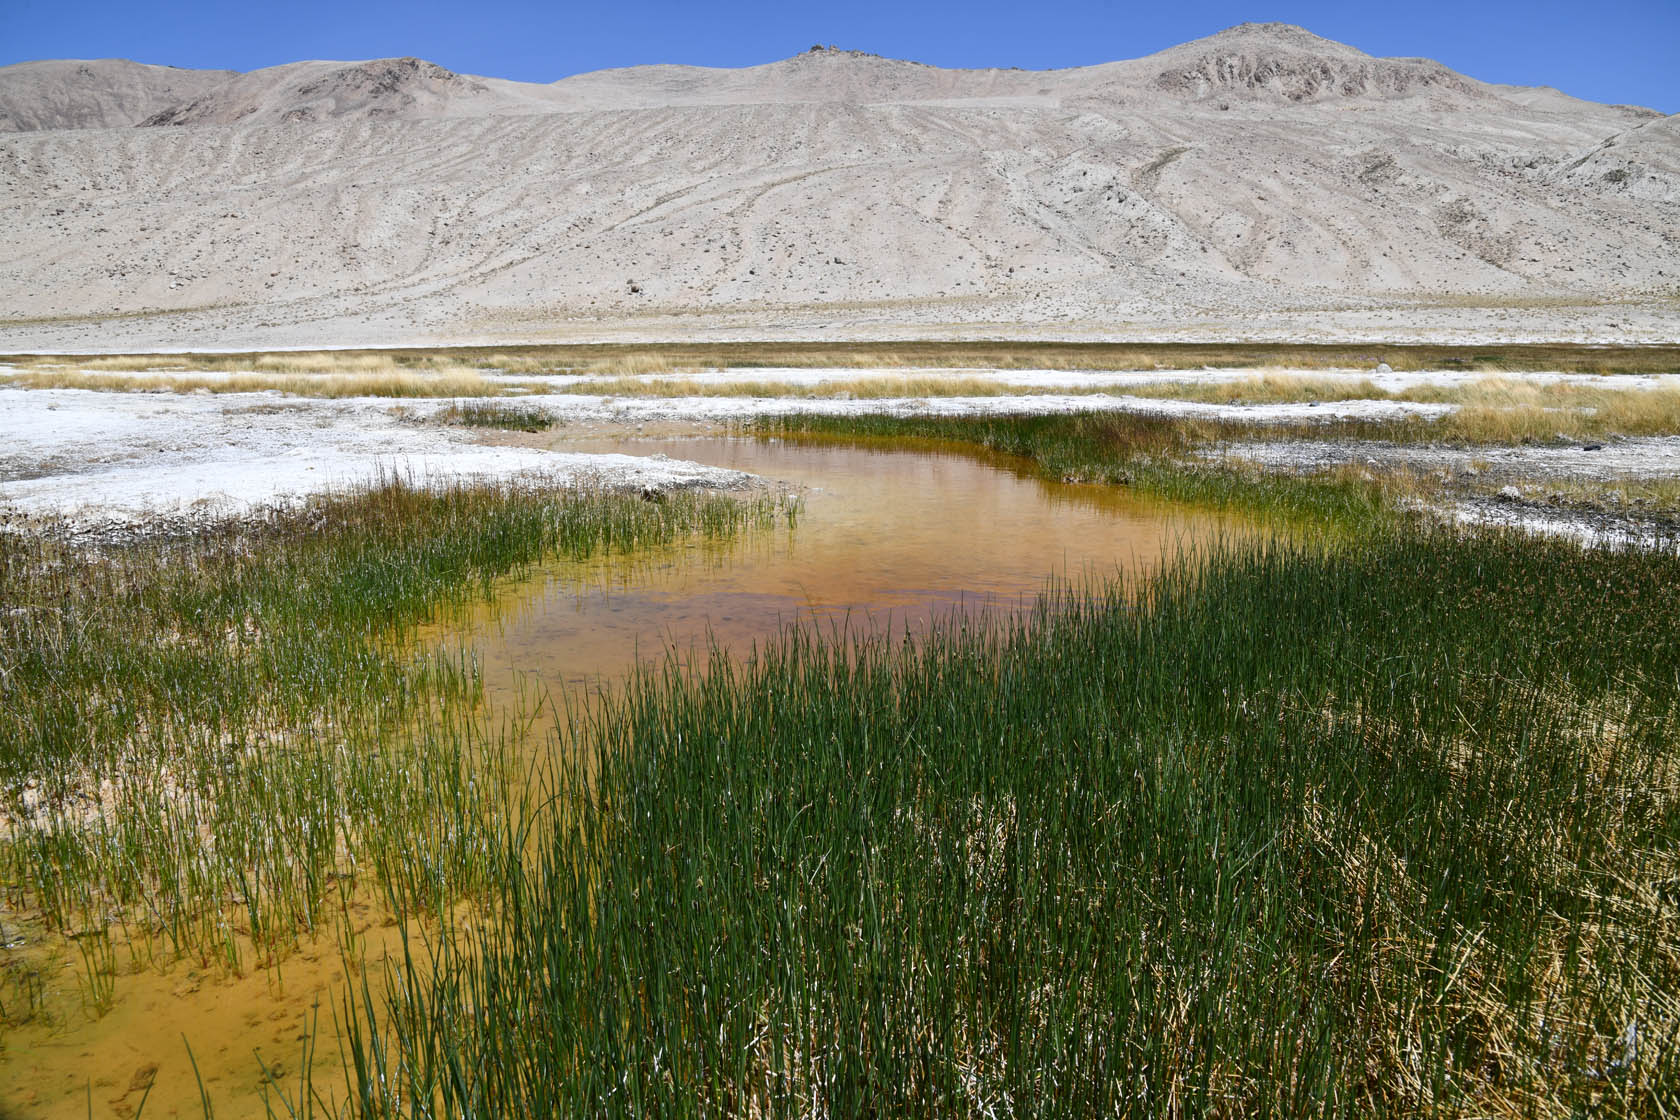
(0, 899), (485, 1120)
(2, 434), (1243, 1118)
(468, 434), (1240, 710)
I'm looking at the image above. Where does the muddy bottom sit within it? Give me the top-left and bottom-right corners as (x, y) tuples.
(0, 898), (431, 1120)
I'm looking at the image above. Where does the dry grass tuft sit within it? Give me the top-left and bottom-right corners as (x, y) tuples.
(1134, 374), (1680, 441)
(574, 374), (1064, 399)
(1128, 373), (1391, 404)
(0, 368), (545, 399)
(15, 351), (475, 376)
(434, 401), (556, 431)
(1385, 380), (1680, 443)
(8, 341), (1679, 377)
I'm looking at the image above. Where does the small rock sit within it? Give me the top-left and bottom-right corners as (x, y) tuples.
(1374, 362), (1392, 374)
(1497, 486), (1523, 502)
(1582, 443), (1603, 451)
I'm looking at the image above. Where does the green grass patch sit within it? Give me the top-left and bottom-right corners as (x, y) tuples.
(755, 412), (1403, 533)
(0, 480), (788, 991)
(341, 526), (1680, 1115)
(435, 401), (557, 431)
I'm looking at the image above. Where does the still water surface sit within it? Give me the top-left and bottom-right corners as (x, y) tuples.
(467, 434), (1243, 703)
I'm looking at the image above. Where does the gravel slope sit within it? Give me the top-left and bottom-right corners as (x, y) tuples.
(1, 23), (1674, 350)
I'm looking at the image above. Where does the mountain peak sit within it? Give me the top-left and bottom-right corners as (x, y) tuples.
(137, 56), (487, 127)
(1143, 22), (1473, 102)
(1152, 22), (1377, 63)
(1203, 22), (1359, 49)
(0, 26), (1616, 132)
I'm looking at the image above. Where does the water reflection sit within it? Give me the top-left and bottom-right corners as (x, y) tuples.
(461, 435), (1244, 702)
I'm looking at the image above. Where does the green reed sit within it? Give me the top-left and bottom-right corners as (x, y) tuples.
(0, 479), (788, 999)
(341, 525), (1679, 1117)
(753, 412), (1400, 532)
(434, 401), (557, 431)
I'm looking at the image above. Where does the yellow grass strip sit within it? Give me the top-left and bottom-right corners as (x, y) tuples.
(0, 369), (544, 399)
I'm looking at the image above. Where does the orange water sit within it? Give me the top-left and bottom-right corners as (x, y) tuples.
(1, 433), (1242, 1118)
(465, 434), (1239, 710)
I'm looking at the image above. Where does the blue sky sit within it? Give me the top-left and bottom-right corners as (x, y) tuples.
(5, 0), (1676, 112)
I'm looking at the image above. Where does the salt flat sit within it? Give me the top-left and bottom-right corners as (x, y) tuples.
(9, 365), (1680, 535)
(1, 23), (1674, 351)
(0, 387), (755, 527)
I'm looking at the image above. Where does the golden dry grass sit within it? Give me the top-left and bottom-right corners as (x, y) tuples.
(575, 374), (1094, 398)
(21, 351), (478, 376)
(1429, 381), (1680, 442)
(8, 356), (1680, 442)
(1135, 374), (1680, 440)
(0, 368), (543, 398)
(1126, 373), (1391, 404)
(1523, 478), (1680, 516)
(7, 341), (1679, 376)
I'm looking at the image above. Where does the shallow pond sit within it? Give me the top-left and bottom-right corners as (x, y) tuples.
(4, 432), (1250, 1118)
(463, 433), (1248, 709)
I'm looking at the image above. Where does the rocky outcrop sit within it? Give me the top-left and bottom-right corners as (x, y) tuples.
(136, 58), (492, 127)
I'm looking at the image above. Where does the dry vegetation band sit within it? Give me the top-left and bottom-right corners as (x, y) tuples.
(7, 341), (1680, 376)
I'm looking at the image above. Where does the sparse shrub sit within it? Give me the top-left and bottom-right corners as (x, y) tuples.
(435, 401), (556, 431)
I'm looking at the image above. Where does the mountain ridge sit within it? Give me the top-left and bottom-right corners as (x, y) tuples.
(1, 23), (1663, 132)
(0, 24), (1674, 349)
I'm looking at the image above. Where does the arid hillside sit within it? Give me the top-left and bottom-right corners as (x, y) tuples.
(1, 23), (1675, 349)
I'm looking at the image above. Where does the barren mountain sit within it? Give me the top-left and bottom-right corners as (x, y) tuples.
(0, 59), (234, 132)
(0, 23), (1674, 350)
(135, 58), (506, 127)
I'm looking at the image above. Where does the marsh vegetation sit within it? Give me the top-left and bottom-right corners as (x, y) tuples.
(342, 526), (1680, 1117)
(433, 400), (557, 431)
(11, 348), (1680, 456)
(756, 412), (1406, 530)
(2, 405), (1676, 1116)
(0, 479), (791, 1107)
